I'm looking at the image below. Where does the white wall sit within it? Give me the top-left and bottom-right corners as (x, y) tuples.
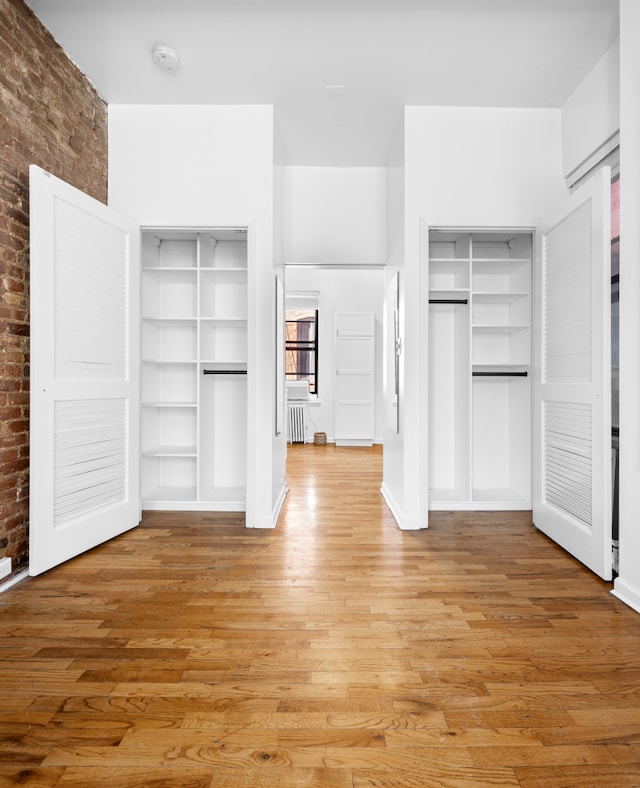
(381, 117), (405, 525)
(405, 107), (565, 222)
(561, 39), (620, 180)
(109, 105), (274, 222)
(390, 106), (566, 530)
(614, 3), (640, 613)
(284, 167), (387, 266)
(285, 268), (385, 443)
(108, 104), (284, 528)
(273, 123), (288, 519)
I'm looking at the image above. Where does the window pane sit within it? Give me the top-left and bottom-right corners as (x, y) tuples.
(285, 308), (318, 394)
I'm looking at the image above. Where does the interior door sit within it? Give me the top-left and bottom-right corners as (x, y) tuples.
(534, 167), (612, 580)
(29, 165), (140, 576)
(334, 312), (375, 446)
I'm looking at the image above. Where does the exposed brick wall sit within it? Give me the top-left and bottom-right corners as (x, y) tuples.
(0, 0), (108, 580)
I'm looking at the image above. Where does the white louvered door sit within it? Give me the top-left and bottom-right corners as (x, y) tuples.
(534, 167), (612, 580)
(29, 165), (140, 576)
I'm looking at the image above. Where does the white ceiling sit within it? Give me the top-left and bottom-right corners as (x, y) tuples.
(25, 0), (619, 167)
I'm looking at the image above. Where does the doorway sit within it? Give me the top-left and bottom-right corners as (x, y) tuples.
(283, 266), (386, 448)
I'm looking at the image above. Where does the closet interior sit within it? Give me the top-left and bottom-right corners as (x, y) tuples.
(140, 228), (249, 510)
(428, 229), (533, 510)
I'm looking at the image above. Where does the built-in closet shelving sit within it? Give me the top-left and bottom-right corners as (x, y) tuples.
(428, 230), (532, 510)
(141, 229), (248, 510)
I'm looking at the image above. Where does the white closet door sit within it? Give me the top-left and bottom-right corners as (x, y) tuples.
(334, 313), (375, 446)
(534, 167), (612, 580)
(29, 165), (140, 576)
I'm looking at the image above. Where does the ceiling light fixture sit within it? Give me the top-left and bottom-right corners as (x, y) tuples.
(153, 44), (179, 73)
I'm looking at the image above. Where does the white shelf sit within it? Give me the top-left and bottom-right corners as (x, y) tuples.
(142, 445), (197, 457)
(143, 266), (196, 272)
(142, 359), (196, 365)
(143, 315), (197, 322)
(199, 317), (247, 325)
(142, 401), (197, 408)
(473, 291), (529, 303)
(142, 357), (198, 364)
(142, 317), (196, 323)
(472, 324), (529, 332)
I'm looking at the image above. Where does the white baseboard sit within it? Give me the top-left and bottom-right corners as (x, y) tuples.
(271, 484), (288, 526)
(380, 482), (403, 528)
(612, 577), (640, 615)
(0, 568), (28, 594)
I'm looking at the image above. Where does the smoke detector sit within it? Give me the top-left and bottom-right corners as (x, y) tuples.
(153, 44), (179, 73)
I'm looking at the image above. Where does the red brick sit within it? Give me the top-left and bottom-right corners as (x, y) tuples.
(0, 0), (107, 579)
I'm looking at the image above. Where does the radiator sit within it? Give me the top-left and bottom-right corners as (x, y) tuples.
(287, 404), (306, 443)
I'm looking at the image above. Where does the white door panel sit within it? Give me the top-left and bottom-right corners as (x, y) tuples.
(29, 165), (140, 576)
(336, 336), (374, 372)
(534, 167), (612, 580)
(334, 313), (374, 445)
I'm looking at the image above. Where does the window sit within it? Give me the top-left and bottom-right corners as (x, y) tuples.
(285, 308), (318, 394)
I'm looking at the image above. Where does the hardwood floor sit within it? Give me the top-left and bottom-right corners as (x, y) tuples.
(1, 444), (640, 786)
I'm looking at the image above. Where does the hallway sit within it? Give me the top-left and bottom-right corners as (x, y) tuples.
(1, 444), (639, 786)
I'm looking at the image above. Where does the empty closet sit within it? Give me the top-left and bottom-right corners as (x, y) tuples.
(141, 229), (249, 511)
(423, 169), (613, 581)
(428, 229), (532, 510)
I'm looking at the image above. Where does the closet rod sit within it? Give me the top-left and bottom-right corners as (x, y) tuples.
(202, 369), (247, 375)
(429, 298), (468, 305)
(472, 371), (528, 377)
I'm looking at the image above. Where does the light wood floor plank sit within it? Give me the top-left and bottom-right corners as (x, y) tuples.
(0, 443), (639, 785)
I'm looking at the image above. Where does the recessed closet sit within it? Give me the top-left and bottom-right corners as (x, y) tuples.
(418, 166), (613, 581)
(428, 229), (532, 510)
(140, 228), (249, 511)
